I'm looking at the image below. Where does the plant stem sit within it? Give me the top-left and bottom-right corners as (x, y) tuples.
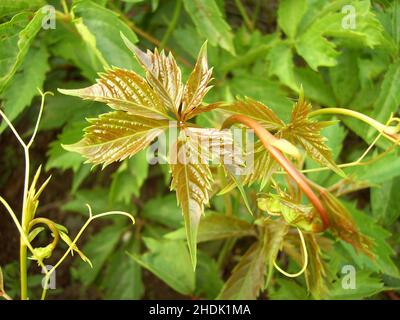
(234, 0), (253, 30)
(309, 108), (399, 143)
(160, 0), (182, 49)
(222, 115), (330, 231)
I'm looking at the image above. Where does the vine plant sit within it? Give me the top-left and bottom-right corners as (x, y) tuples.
(0, 91), (135, 300)
(56, 36), (400, 299)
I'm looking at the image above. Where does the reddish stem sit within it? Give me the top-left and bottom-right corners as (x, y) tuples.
(222, 115), (330, 231)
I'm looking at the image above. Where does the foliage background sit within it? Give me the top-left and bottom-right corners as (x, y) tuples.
(0, 0), (399, 299)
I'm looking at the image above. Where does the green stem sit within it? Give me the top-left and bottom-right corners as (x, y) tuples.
(309, 108), (399, 143)
(160, 0), (182, 49)
(234, 0), (253, 30)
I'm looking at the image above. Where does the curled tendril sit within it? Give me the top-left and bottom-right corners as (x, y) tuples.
(28, 217), (60, 257)
(273, 228), (308, 278)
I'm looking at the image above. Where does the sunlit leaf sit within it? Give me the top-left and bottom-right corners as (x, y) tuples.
(181, 42), (213, 120)
(125, 38), (183, 115)
(63, 112), (168, 167)
(59, 68), (169, 119)
(170, 133), (213, 269)
(283, 95), (345, 177)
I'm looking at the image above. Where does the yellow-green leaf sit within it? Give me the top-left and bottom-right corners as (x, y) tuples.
(63, 111), (168, 167)
(58, 67), (169, 119)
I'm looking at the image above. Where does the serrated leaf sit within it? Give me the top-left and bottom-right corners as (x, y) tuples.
(72, 0), (138, 70)
(283, 96), (345, 177)
(63, 111), (168, 167)
(59, 67), (169, 119)
(182, 0), (235, 54)
(278, 0), (307, 38)
(0, 46), (49, 133)
(0, 10), (46, 92)
(126, 40), (183, 116)
(217, 240), (267, 300)
(181, 42), (213, 119)
(371, 176), (400, 226)
(170, 136), (213, 269)
(369, 60), (400, 137)
(267, 41), (298, 91)
(319, 191), (374, 259)
(222, 98), (285, 131)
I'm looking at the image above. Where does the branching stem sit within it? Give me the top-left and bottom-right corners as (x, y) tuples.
(222, 115), (330, 230)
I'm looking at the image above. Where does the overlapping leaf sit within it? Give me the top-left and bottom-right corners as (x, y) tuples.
(221, 98), (285, 131)
(59, 68), (169, 119)
(282, 95), (344, 176)
(63, 112), (168, 167)
(170, 136), (213, 269)
(130, 44), (183, 115)
(181, 42), (213, 120)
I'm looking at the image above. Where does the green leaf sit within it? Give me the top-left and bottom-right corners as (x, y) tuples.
(102, 239), (144, 299)
(109, 150), (149, 204)
(217, 239), (267, 300)
(182, 0), (235, 54)
(0, 46), (49, 133)
(329, 49), (360, 106)
(128, 238), (195, 295)
(72, 0), (138, 70)
(142, 194), (183, 229)
(195, 252), (223, 299)
(340, 202), (399, 278)
(0, 0), (45, 18)
(371, 176), (400, 226)
(0, 10), (46, 92)
(73, 224), (124, 287)
(329, 271), (385, 299)
(277, 0), (307, 38)
(283, 95), (345, 177)
(267, 41), (298, 91)
(369, 60), (400, 137)
(346, 151), (400, 184)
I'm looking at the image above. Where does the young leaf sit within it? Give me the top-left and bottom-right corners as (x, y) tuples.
(63, 112), (168, 167)
(319, 190), (374, 259)
(170, 137), (213, 269)
(278, 0), (307, 39)
(283, 95), (345, 177)
(58, 68), (169, 119)
(217, 240), (267, 300)
(181, 42), (213, 120)
(221, 98), (284, 131)
(126, 41), (183, 116)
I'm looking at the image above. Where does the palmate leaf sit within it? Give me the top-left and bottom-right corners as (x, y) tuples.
(222, 98), (285, 131)
(218, 239), (267, 300)
(181, 42), (213, 120)
(63, 111), (169, 167)
(123, 35), (183, 116)
(59, 68), (169, 119)
(283, 95), (345, 177)
(319, 190), (374, 259)
(170, 137), (213, 269)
